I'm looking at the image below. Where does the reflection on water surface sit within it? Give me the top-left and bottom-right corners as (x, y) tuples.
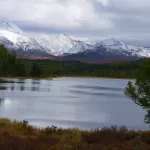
(0, 77), (148, 130)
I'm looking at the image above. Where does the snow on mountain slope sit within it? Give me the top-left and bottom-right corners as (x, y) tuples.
(95, 38), (150, 57)
(69, 40), (94, 53)
(0, 21), (150, 58)
(0, 22), (92, 56)
(0, 36), (16, 49)
(126, 45), (150, 57)
(0, 22), (23, 34)
(30, 33), (92, 56)
(0, 22), (45, 52)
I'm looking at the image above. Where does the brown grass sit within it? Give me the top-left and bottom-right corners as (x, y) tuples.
(0, 118), (150, 150)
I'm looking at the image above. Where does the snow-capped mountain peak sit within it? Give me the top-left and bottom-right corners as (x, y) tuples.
(101, 38), (122, 46)
(0, 22), (46, 53)
(94, 38), (150, 57)
(0, 22), (23, 34)
(58, 33), (70, 39)
(0, 21), (150, 58)
(30, 32), (91, 56)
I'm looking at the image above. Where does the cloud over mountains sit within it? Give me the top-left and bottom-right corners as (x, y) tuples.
(0, 0), (150, 46)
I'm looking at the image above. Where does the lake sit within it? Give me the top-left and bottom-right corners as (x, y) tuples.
(0, 77), (149, 130)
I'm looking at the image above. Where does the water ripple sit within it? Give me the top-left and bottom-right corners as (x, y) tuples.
(69, 89), (125, 98)
(71, 85), (124, 91)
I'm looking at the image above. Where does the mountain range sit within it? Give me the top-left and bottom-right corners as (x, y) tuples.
(0, 22), (150, 63)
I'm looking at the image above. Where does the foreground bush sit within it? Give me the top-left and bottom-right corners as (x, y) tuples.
(0, 118), (150, 150)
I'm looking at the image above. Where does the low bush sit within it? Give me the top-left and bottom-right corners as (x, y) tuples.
(0, 118), (150, 150)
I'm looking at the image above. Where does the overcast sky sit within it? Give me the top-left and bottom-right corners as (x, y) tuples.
(0, 0), (150, 46)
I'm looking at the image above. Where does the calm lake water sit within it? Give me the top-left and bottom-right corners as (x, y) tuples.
(0, 77), (149, 130)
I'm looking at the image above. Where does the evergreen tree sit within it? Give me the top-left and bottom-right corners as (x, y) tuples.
(31, 63), (42, 77)
(0, 45), (8, 74)
(125, 60), (150, 124)
(16, 61), (26, 77)
(0, 46), (27, 77)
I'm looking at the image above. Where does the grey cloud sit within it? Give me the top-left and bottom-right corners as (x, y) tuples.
(1, 0), (150, 46)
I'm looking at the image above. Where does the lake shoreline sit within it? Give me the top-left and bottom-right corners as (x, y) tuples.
(56, 75), (134, 80)
(0, 75), (134, 80)
(0, 76), (53, 80)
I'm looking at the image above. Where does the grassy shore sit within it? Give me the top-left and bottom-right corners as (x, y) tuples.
(0, 118), (150, 150)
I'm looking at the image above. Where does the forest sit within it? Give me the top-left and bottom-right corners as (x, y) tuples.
(0, 45), (42, 78)
(24, 58), (148, 79)
(0, 45), (150, 78)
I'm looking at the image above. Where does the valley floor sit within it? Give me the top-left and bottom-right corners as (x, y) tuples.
(0, 118), (150, 150)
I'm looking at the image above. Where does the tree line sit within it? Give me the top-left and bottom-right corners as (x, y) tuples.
(0, 45), (42, 77)
(25, 59), (144, 79)
(1, 45), (150, 78)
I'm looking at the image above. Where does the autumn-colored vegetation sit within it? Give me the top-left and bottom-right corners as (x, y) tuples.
(0, 118), (150, 150)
